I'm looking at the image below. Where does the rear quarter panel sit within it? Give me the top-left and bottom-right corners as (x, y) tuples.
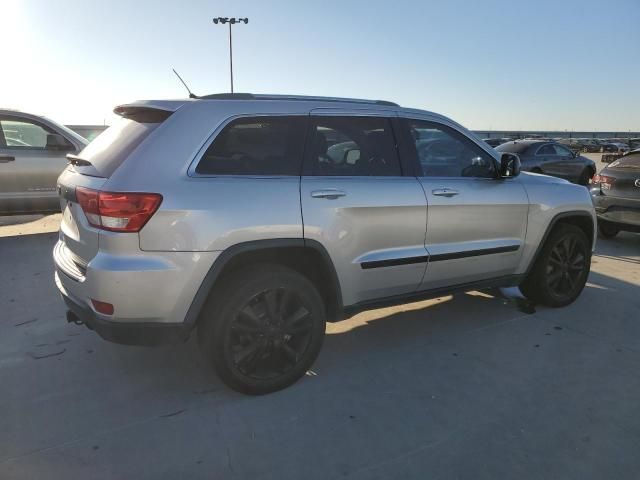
(105, 101), (311, 251)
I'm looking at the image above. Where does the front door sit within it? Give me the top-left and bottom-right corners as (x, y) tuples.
(0, 116), (71, 213)
(399, 118), (529, 290)
(300, 114), (428, 306)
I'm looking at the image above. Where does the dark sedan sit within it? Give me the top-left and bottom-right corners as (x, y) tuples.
(496, 140), (596, 185)
(590, 152), (640, 237)
(483, 137), (512, 147)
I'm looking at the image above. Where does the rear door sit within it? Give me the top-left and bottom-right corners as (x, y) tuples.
(398, 117), (529, 290)
(300, 112), (428, 306)
(0, 116), (73, 213)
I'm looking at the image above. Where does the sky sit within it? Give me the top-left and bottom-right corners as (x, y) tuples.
(2, 0), (639, 131)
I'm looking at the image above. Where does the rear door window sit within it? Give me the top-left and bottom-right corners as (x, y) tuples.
(196, 116), (306, 176)
(305, 116), (401, 176)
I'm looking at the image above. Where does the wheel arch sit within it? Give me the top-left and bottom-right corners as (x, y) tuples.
(525, 210), (595, 276)
(183, 239), (343, 330)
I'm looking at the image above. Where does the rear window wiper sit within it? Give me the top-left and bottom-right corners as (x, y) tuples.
(66, 154), (92, 167)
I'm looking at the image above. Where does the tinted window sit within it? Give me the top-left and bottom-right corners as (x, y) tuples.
(76, 117), (161, 177)
(0, 118), (54, 148)
(495, 142), (530, 154)
(552, 144), (573, 157)
(307, 117), (401, 176)
(197, 116), (305, 175)
(536, 144), (556, 155)
(407, 120), (496, 178)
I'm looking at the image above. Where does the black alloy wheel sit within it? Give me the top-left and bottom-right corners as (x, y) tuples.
(226, 287), (314, 380)
(198, 265), (326, 395)
(520, 224), (591, 307)
(545, 234), (587, 298)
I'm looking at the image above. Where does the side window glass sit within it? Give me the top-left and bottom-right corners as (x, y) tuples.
(536, 144), (555, 156)
(0, 118), (52, 149)
(552, 144), (572, 157)
(196, 116), (305, 175)
(408, 120), (495, 178)
(308, 117), (401, 176)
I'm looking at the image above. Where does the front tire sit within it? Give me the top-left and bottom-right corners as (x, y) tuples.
(520, 224), (591, 307)
(198, 265), (326, 395)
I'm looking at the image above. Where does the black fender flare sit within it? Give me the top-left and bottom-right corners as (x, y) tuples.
(182, 238), (343, 329)
(525, 210), (595, 276)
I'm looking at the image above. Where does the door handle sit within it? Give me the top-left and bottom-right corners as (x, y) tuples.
(0, 155), (15, 163)
(311, 189), (347, 199)
(432, 188), (459, 197)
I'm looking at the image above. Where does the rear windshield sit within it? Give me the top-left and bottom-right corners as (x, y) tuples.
(73, 117), (161, 177)
(495, 142), (531, 154)
(609, 154), (640, 169)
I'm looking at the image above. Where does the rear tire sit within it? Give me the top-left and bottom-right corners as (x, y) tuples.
(520, 224), (591, 307)
(598, 222), (620, 238)
(198, 265), (326, 395)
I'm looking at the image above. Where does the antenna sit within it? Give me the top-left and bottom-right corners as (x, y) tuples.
(172, 68), (198, 98)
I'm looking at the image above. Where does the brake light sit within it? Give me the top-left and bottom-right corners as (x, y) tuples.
(76, 187), (162, 232)
(590, 174), (614, 190)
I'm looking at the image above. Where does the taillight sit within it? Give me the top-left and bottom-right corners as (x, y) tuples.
(76, 187), (162, 232)
(590, 174), (614, 191)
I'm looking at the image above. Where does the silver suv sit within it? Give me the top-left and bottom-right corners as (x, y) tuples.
(54, 94), (596, 394)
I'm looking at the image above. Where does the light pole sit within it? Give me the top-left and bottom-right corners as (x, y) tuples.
(212, 17), (249, 93)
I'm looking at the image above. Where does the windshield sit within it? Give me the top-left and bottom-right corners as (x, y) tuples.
(609, 153), (640, 168)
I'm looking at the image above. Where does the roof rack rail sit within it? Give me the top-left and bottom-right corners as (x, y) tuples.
(197, 93), (399, 107)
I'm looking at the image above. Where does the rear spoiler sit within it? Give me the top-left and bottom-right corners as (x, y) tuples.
(113, 106), (174, 123)
(66, 154), (92, 167)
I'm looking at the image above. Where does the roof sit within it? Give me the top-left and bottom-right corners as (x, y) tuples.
(114, 94), (401, 115)
(196, 93), (399, 107)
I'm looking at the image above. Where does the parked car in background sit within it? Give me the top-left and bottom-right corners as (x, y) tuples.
(482, 137), (512, 147)
(496, 140), (596, 185)
(628, 138), (640, 150)
(0, 109), (88, 214)
(590, 152), (640, 237)
(54, 94), (596, 394)
(558, 138), (602, 153)
(601, 142), (630, 153)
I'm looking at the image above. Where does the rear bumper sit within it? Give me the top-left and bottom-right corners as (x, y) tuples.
(53, 238), (220, 345)
(592, 193), (640, 229)
(56, 271), (190, 346)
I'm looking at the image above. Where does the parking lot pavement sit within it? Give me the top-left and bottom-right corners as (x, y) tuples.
(0, 215), (638, 480)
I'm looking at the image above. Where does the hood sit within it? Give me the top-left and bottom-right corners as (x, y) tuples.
(518, 171), (571, 185)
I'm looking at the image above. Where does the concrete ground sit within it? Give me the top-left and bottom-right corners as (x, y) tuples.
(1, 177), (639, 478)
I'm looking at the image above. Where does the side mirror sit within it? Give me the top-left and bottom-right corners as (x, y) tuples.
(46, 133), (73, 151)
(499, 152), (521, 178)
